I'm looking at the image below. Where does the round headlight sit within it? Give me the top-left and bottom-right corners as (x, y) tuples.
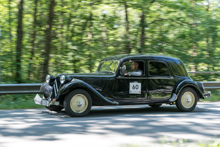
(46, 75), (51, 83)
(60, 75), (65, 84)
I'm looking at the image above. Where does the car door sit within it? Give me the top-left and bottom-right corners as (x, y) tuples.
(147, 60), (175, 102)
(112, 60), (148, 104)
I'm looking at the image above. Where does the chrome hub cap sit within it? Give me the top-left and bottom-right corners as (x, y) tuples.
(70, 94), (88, 113)
(181, 92), (195, 108)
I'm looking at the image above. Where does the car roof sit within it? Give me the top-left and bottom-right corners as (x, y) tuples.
(101, 54), (180, 62)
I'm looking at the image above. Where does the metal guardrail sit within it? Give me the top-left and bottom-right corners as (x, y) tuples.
(188, 71), (220, 74)
(0, 83), (42, 94)
(202, 81), (220, 90)
(188, 71), (220, 89)
(0, 81), (219, 95)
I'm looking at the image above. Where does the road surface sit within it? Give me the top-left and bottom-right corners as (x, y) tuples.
(0, 102), (220, 147)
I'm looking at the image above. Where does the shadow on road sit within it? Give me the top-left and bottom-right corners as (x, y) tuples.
(41, 104), (211, 118)
(0, 102), (219, 143)
(43, 105), (181, 117)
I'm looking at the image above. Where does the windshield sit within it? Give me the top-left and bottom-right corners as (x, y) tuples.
(97, 60), (119, 74)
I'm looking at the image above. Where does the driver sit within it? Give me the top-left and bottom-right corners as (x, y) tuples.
(125, 61), (143, 76)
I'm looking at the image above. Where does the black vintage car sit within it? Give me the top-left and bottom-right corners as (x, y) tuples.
(34, 54), (211, 116)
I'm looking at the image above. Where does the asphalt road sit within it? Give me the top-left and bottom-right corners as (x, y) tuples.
(0, 102), (220, 147)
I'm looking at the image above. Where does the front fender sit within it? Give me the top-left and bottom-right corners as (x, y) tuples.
(57, 79), (118, 105)
(174, 79), (204, 99)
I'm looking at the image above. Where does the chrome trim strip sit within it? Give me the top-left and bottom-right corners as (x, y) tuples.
(116, 76), (174, 80)
(117, 77), (148, 80)
(148, 76), (174, 80)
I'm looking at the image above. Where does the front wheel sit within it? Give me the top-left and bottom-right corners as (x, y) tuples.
(64, 89), (92, 117)
(176, 87), (198, 112)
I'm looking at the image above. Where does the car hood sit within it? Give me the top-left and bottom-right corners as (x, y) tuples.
(57, 73), (114, 90)
(58, 73), (115, 79)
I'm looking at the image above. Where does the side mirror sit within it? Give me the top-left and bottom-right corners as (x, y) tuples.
(119, 65), (127, 75)
(121, 65), (126, 71)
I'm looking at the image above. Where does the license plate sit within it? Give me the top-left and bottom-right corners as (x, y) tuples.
(41, 100), (49, 106)
(34, 94), (49, 106)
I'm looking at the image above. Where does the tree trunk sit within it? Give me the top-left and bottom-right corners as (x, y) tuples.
(59, 0), (64, 54)
(0, 26), (2, 82)
(8, 0), (14, 76)
(206, 0), (210, 57)
(102, 24), (107, 48)
(8, 0), (12, 45)
(42, 0), (55, 81)
(28, 0), (38, 80)
(15, 0), (24, 83)
(139, 8), (146, 53)
(56, 0), (64, 73)
(124, 1), (131, 54)
(88, 12), (93, 72)
(189, 0), (198, 73)
(81, 13), (92, 43)
(206, 0), (215, 70)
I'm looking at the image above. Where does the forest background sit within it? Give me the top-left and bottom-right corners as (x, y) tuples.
(0, 0), (220, 108)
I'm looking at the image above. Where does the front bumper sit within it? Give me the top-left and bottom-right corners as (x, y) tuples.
(203, 91), (211, 98)
(34, 94), (59, 106)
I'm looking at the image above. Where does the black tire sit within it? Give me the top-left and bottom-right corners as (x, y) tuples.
(176, 87), (198, 112)
(148, 104), (162, 108)
(45, 105), (63, 111)
(64, 89), (92, 117)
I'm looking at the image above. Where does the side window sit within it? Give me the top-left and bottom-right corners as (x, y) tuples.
(148, 61), (170, 76)
(120, 60), (144, 76)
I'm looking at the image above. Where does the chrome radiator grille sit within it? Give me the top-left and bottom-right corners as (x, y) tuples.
(51, 77), (61, 99)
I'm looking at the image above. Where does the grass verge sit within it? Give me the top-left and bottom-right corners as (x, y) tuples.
(0, 94), (44, 109)
(203, 89), (220, 102)
(0, 90), (219, 110)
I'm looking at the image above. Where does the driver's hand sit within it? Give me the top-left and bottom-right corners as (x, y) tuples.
(124, 73), (128, 76)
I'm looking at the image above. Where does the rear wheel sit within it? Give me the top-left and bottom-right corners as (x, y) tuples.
(64, 89), (92, 117)
(176, 87), (198, 112)
(45, 105), (63, 111)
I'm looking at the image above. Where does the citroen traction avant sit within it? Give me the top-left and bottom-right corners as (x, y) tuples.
(34, 54), (211, 116)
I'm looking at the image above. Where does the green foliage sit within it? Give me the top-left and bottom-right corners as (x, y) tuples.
(0, 0), (220, 83)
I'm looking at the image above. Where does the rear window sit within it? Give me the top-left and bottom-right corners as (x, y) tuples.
(148, 61), (170, 76)
(169, 60), (188, 76)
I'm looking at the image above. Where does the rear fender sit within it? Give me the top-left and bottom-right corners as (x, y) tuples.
(174, 79), (205, 99)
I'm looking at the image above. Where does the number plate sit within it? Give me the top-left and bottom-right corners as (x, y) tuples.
(129, 82), (141, 94)
(34, 94), (49, 106)
(41, 100), (49, 106)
